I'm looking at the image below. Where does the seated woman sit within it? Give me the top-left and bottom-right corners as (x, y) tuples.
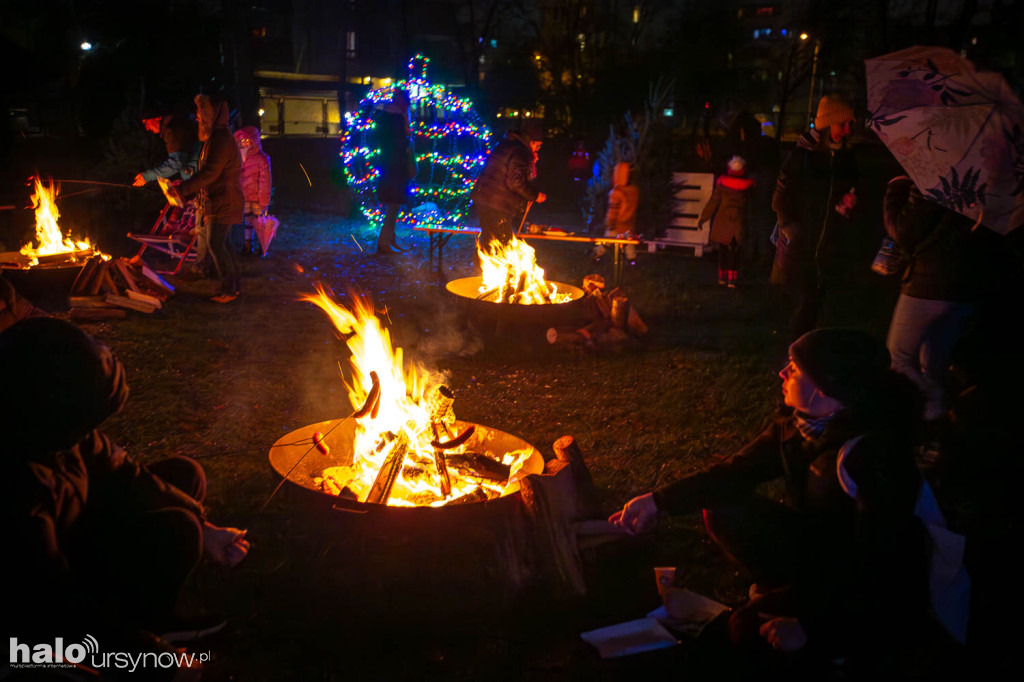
(611, 329), (963, 672)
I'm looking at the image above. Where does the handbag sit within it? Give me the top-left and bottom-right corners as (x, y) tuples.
(870, 237), (907, 276)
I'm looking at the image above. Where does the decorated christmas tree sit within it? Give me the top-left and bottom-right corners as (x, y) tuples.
(340, 54), (491, 229)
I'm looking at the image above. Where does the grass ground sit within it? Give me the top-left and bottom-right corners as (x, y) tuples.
(38, 198), (924, 681)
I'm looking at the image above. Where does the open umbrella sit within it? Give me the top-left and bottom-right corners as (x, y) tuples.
(865, 46), (1024, 234)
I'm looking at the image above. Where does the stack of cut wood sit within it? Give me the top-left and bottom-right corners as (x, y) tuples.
(67, 255), (174, 322)
(546, 274), (648, 348)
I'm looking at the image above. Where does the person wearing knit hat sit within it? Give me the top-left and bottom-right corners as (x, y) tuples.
(470, 123), (547, 250)
(771, 93), (860, 340)
(1, 317), (251, 667)
(699, 155), (755, 287)
(609, 328), (937, 666)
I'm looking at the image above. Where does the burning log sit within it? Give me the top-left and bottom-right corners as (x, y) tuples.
(365, 432), (412, 505)
(447, 486), (490, 505)
(446, 452), (511, 483)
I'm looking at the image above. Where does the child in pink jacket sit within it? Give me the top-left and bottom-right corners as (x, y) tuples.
(233, 126), (272, 256)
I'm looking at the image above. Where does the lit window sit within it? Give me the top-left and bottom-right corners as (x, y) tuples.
(633, 6), (640, 23)
(346, 31), (357, 58)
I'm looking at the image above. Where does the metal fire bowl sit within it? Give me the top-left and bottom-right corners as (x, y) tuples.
(269, 417), (544, 516)
(445, 276), (587, 329)
(1, 263), (85, 312)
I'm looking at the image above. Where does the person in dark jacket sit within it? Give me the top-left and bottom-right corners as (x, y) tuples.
(610, 329), (942, 670)
(882, 176), (987, 424)
(174, 95), (245, 302)
(771, 95), (859, 339)
(133, 112), (200, 186)
(699, 155), (754, 287)
(0, 318), (249, 678)
(374, 89), (413, 255)
(470, 123), (547, 250)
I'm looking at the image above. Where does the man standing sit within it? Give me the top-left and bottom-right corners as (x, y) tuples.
(470, 121), (547, 251)
(771, 95), (859, 339)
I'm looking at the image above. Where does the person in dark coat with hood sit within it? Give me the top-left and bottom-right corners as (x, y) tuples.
(610, 329), (952, 673)
(699, 155), (755, 287)
(174, 94), (245, 303)
(0, 318), (249, 678)
(373, 89), (413, 255)
(771, 95), (859, 339)
(470, 122), (547, 250)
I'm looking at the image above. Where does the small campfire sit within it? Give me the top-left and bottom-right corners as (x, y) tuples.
(475, 236), (571, 305)
(274, 284), (541, 508)
(1, 176), (103, 270)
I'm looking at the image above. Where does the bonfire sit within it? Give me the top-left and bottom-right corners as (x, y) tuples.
(475, 236), (572, 304)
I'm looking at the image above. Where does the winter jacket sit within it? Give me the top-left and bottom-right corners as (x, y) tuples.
(771, 129), (858, 287)
(141, 114), (200, 183)
(374, 110), (412, 205)
(604, 162), (639, 237)
(652, 405), (929, 659)
(234, 126), (272, 214)
(471, 131), (539, 217)
(699, 173), (754, 246)
(178, 99), (244, 225)
(883, 177), (985, 302)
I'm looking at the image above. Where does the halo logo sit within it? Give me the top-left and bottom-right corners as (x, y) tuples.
(9, 636), (96, 665)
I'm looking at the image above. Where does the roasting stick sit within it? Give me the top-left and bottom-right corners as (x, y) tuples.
(262, 371), (380, 508)
(516, 200), (534, 235)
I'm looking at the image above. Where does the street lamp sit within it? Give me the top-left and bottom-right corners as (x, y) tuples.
(80, 41), (93, 51)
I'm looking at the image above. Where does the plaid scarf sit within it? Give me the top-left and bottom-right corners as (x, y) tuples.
(793, 410), (836, 440)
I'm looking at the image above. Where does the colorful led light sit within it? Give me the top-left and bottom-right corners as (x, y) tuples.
(340, 53), (492, 229)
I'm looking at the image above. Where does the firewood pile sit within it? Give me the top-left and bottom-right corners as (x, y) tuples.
(546, 274), (648, 349)
(67, 255), (174, 322)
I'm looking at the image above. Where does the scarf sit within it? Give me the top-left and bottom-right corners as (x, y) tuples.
(793, 410), (835, 440)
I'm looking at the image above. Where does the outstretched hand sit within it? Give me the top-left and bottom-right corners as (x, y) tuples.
(608, 492), (658, 534)
(202, 521), (250, 567)
(758, 614), (807, 652)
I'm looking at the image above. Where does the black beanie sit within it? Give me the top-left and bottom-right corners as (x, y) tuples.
(789, 328), (891, 405)
(0, 318), (129, 452)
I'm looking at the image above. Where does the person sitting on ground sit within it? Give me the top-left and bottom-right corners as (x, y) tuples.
(1, 318), (250, 679)
(233, 126), (272, 257)
(470, 121), (547, 251)
(699, 155), (754, 288)
(594, 161), (639, 264)
(0, 272), (47, 333)
(610, 329), (962, 673)
(133, 110), (200, 187)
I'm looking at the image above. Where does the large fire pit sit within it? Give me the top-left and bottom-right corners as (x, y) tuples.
(445, 275), (586, 328)
(269, 417), (543, 514)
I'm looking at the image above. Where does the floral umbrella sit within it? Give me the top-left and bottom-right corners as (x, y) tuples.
(865, 46), (1024, 234)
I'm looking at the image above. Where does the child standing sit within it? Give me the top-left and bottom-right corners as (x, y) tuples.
(234, 126), (272, 256)
(595, 162), (639, 262)
(699, 155), (753, 287)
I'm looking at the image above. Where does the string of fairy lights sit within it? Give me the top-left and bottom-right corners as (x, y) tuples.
(339, 54), (492, 228)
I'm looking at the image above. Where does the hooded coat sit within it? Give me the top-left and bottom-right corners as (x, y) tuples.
(699, 172), (754, 246)
(771, 128), (858, 287)
(605, 162), (639, 237)
(471, 130), (540, 217)
(234, 126), (272, 214)
(0, 319), (206, 643)
(178, 97), (244, 225)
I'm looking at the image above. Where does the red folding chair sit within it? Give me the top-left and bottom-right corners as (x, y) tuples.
(127, 200), (198, 275)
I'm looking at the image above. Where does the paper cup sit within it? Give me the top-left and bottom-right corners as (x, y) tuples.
(654, 566), (676, 598)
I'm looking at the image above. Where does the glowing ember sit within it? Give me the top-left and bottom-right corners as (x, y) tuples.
(302, 284), (532, 507)
(19, 176), (100, 266)
(476, 236), (571, 304)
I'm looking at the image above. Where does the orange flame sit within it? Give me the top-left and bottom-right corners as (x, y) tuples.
(476, 236), (571, 304)
(19, 176), (98, 264)
(302, 283), (531, 506)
